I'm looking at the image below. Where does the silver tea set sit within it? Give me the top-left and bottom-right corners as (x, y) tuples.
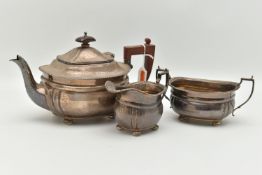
(11, 33), (255, 136)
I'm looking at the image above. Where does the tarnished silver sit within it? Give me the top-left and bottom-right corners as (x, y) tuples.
(105, 67), (169, 136)
(169, 76), (255, 125)
(39, 33), (130, 86)
(104, 81), (136, 93)
(10, 56), (49, 110)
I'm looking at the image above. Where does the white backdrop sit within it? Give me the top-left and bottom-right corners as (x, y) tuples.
(0, 0), (261, 175)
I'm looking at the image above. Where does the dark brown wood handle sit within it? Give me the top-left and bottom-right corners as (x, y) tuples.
(123, 38), (155, 80)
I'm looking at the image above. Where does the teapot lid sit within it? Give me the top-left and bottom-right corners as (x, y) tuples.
(39, 33), (130, 85)
(57, 32), (114, 65)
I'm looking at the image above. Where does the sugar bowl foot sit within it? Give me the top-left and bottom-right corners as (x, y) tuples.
(179, 115), (222, 126)
(211, 120), (221, 126)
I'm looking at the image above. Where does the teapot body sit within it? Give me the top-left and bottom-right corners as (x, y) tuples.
(41, 76), (129, 123)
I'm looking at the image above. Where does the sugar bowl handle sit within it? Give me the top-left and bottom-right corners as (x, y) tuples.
(123, 38), (155, 80)
(232, 76), (255, 116)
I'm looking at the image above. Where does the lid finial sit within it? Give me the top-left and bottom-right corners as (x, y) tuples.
(75, 32), (96, 47)
(144, 38), (151, 45)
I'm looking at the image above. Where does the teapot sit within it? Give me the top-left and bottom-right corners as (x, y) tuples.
(10, 33), (155, 124)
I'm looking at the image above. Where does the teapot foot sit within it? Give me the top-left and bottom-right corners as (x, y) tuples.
(64, 118), (74, 125)
(106, 115), (115, 120)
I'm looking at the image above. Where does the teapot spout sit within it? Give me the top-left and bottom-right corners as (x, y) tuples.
(10, 55), (49, 110)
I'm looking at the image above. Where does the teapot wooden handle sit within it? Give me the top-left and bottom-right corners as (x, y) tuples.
(123, 38), (155, 80)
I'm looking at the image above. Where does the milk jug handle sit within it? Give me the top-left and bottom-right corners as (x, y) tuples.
(156, 66), (171, 100)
